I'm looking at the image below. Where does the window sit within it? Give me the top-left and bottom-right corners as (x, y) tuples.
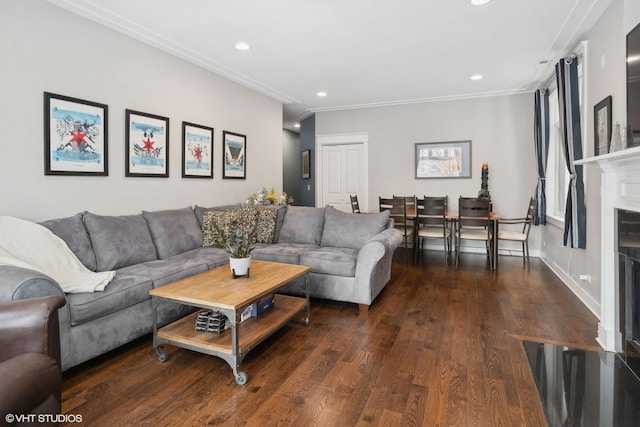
(545, 43), (586, 222)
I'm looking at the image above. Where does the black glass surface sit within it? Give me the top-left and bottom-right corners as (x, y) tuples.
(523, 340), (640, 426)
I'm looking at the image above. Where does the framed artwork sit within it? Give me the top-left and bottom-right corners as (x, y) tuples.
(222, 130), (246, 179)
(125, 109), (169, 177)
(44, 92), (108, 176)
(594, 96), (612, 156)
(182, 122), (213, 178)
(302, 149), (310, 179)
(415, 140), (472, 179)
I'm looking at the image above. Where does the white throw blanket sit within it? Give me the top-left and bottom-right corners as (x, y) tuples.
(0, 216), (115, 293)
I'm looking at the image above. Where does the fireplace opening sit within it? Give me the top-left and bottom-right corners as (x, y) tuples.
(618, 208), (640, 378)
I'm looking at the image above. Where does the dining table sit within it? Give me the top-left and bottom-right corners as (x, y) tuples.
(404, 208), (502, 271)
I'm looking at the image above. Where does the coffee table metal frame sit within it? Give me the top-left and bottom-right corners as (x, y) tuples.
(149, 261), (310, 385)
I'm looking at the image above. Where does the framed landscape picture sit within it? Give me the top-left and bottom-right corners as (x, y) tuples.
(44, 92), (108, 176)
(222, 130), (246, 179)
(125, 109), (169, 177)
(182, 122), (213, 178)
(415, 140), (472, 179)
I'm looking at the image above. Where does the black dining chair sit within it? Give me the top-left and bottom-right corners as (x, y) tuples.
(379, 197), (413, 259)
(350, 195), (361, 213)
(456, 197), (492, 267)
(415, 196), (451, 262)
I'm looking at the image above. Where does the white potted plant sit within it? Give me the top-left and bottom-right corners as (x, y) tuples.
(212, 220), (257, 278)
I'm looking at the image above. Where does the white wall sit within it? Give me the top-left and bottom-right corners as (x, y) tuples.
(315, 93), (541, 255)
(0, 0), (283, 222)
(540, 0), (627, 319)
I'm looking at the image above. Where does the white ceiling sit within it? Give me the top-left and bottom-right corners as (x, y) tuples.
(46, 0), (612, 131)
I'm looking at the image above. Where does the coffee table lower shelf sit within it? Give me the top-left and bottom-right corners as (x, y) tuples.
(153, 294), (307, 385)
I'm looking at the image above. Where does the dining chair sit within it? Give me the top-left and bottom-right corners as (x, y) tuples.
(498, 197), (536, 263)
(379, 197), (413, 256)
(415, 196), (451, 262)
(350, 195), (361, 213)
(456, 197), (492, 267)
(393, 194), (416, 237)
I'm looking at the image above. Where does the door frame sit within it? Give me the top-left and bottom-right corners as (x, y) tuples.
(316, 132), (369, 211)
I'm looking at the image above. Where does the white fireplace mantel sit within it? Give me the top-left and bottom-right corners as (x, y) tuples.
(576, 146), (640, 352)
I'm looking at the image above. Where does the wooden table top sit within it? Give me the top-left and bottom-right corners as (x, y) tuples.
(149, 260), (311, 310)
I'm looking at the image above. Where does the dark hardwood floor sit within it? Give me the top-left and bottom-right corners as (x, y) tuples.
(61, 250), (599, 426)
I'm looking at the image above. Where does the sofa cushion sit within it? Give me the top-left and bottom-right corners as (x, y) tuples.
(168, 246), (229, 270)
(40, 213), (97, 271)
(116, 259), (208, 288)
(193, 203), (242, 226)
(83, 212), (157, 271)
(65, 274), (153, 326)
(201, 207), (258, 247)
(251, 243), (318, 265)
(300, 247), (358, 276)
(321, 206), (390, 250)
(278, 206), (325, 245)
(142, 207), (203, 259)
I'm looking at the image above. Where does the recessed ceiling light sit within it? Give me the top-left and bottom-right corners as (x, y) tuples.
(317, 91), (327, 97)
(294, 123), (300, 128)
(235, 41), (251, 51)
(470, 74), (483, 81)
(470, 0), (491, 5)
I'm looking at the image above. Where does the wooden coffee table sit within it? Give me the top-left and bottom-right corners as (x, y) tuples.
(149, 260), (311, 385)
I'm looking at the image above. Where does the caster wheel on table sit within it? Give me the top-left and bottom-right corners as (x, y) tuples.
(235, 371), (248, 385)
(155, 347), (168, 363)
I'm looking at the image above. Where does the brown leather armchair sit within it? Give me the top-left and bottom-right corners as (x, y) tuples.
(0, 296), (66, 427)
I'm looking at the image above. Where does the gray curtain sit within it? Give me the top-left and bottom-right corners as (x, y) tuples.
(555, 58), (586, 249)
(534, 90), (549, 225)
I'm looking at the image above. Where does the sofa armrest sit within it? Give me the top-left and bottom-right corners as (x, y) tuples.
(356, 227), (402, 274)
(0, 265), (66, 302)
(0, 296), (66, 365)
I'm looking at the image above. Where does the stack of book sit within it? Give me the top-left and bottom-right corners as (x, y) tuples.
(195, 310), (228, 333)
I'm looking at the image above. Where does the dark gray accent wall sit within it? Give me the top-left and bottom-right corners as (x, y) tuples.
(282, 129), (301, 204)
(299, 115), (316, 206)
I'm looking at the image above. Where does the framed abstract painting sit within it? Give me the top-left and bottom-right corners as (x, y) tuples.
(125, 109), (169, 177)
(44, 92), (108, 176)
(182, 122), (213, 178)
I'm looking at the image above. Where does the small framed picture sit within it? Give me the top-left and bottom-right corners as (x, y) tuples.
(44, 92), (108, 176)
(302, 149), (310, 179)
(594, 96), (612, 156)
(222, 131), (246, 179)
(125, 109), (169, 177)
(182, 122), (213, 178)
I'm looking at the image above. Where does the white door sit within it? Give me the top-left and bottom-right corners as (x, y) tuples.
(321, 143), (365, 212)
(320, 144), (366, 216)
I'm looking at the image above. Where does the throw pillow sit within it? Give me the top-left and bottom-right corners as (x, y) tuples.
(320, 206), (390, 250)
(142, 207), (203, 259)
(255, 208), (277, 243)
(201, 207), (258, 247)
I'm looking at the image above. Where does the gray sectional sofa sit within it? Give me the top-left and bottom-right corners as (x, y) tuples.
(0, 204), (401, 371)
